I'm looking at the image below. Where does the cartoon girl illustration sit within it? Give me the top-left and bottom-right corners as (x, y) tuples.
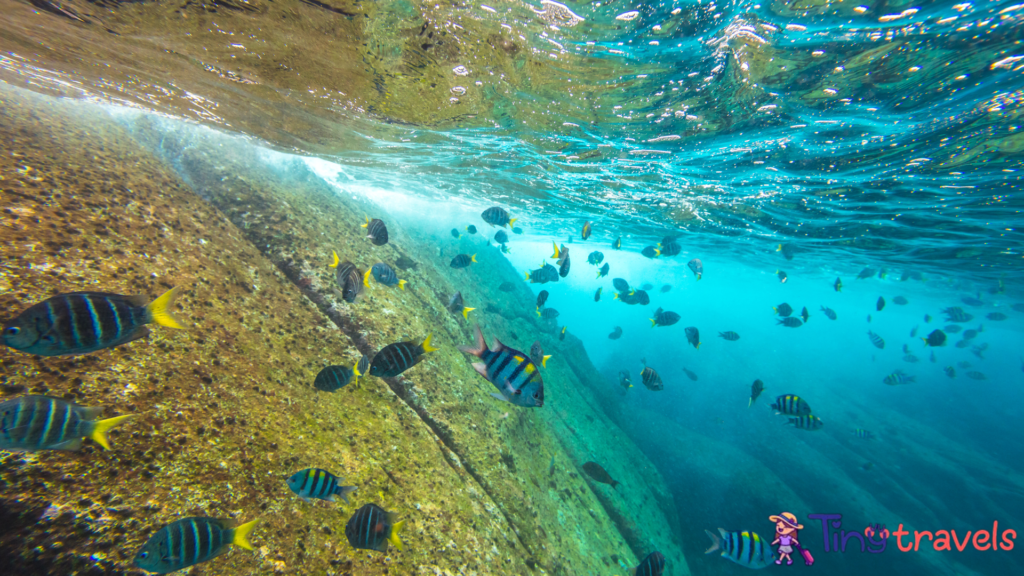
(770, 512), (804, 566)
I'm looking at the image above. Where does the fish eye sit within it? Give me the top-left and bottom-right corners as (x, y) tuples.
(4, 327), (18, 336)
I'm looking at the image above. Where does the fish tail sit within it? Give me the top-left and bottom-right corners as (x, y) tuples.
(613, 293), (619, 300)
(329, 250), (340, 268)
(458, 324), (488, 357)
(471, 254), (477, 263)
(363, 268), (374, 288)
(536, 308), (542, 318)
(921, 338), (928, 346)
(776, 244), (782, 251)
(654, 249), (660, 256)
(704, 529), (722, 554)
(87, 414), (132, 450)
(508, 217), (517, 227)
(361, 216), (370, 228)
(697, 274), (702, 280)
(462, 307), (475, 319)
(525, 271), (531, 280)
(551, 241), (560, 259)
(352, 359), (361, 378)
(336, 485), (357, 504)
(389, 519), (405, 552)
(231, 519), (259, 551)
(748, 397), (754, 408)
(147, 287), (186, 329)
(542, 355), (551, 368)
(398, 280), (407, 290)
(420, 334), (439, 353)
(696, 342), (700, 350)
(650, 319), (656, 327)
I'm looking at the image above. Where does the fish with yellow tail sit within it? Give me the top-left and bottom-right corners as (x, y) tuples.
(459, 325), (544, 407)
(368, 336), (438, 378)
(0, 395), (131, 452)
(345, 504), (404, 553)
(134, 517), (258, 574)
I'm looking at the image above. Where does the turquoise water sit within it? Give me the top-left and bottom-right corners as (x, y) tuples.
(2, 0), (1024, 574)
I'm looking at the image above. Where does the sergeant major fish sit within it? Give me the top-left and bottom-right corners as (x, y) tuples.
(362, 217), (389, 246)
(705, 528), (774, 569)
(771, 394), (812, 416)
(0, 395), (131, 452)
(134, 517), (257, 574)
(719, 331), (740, 341)
(640, 359), (663, 391)
(481, 206), (516, 228)
(788, 414), (824, 430)
(2, 288), (184, 356)
(594, 287), (602, 302)
(287, 468), (357, 503)
(459, 325), (544, 407)
(820, 306), (837, 320)
(867, 331), (885, 349)
(345, 503), (404, 552)
(631, 551), (666, 576)
(651, 307), (681, 327)
(774, 303), (793, 317)
(330, 254), (364, 303)
(364, 263), (407, 290)
(368, 336), (438, 378)
(884, 370), (915, 385)
(450, 254), (477, 269)
(777, 318), (803, 327)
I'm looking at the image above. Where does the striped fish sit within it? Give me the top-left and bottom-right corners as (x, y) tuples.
(368, 336), (438, 378)
(640, 359), (663, 391)
(660, 240), (681, 256)
(867, 330), (885, 349)
(538, 308), (560, 319)
(719, 331), (740, 341)
(357, 355), (370, 377)
(770, 394), (812, 416)
(133, 517), (257, 574)
(362, 217), (389, 246)
(2, 288), (184, 356)
(788, 414), (824, 430)
(820, 306), (837, 320)
(0, 395), (131, 452)
(685, 326), (700, 349)
(704, 528), (774, 569)
(450, 254), (476, 268)
(581, 221), (592, 240)
(364, 263), (406, 290)
(777, 317), (803, 327)
(966, 371), (987, 380)
(944, 366), (956, 378)
(942, 307), (973, 323)
(458, 325), (544, 407)
(313, 364), (358, 392)
(631, 551), (665, 576)
(330, 253), (363, 303)
(345, 503), (404, 552)
(853, 428), (875, 439)
(883, 370), (915, 386)
(651, 308), (681, 327)
(286, 468), (357, 503)
(481, 206), (515, 228)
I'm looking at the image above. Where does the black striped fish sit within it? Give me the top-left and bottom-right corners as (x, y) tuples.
(853, 428), (875, 439)
(362, 217), (389, 246)
(314, 364), (358, 392)
(458, 325), (544, 407)
(685, 326), (700, 349)
(2, 288), (184, 356)
(330, 252), (363, 303)
(719, 331), (740, 341)
(365, 263), (406, 290)
(770, 394), (812, 416)
(0, 395), (131, 452)
(777, 317), (803, 327)
(447, 292), (475, 319)
(883, 370), (915, 385)
(820, 306), (837, 320)
(612, 278), (630, 293)
(942, 306), (973, 323)
(581, 221), (592, 240)
(867, 330), (885, 349)
(640, 359), (663, 391)
(450, 254), (476, 268)
(749, 379), (764, 407)
(345, 503), (404, 552)
(133, 517), (257, 574)
(788, 414), (824, 430)
(631, 551), (665, 576)
(368, 336), (438, 378)
(641, 246), (660, 259)
(357, 355), (370, 377)
(538, 308), (560, 320)
(286, 468), (357, 503)
(944, 366), (956, 378)
(481, 206), (515, 228)
(704, 528), (774, 569)
(651, 308), (680, 327)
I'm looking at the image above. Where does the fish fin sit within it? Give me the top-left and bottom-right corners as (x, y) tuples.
(420, 334), (438, 353)
(363, 268), (373, 288)
(352, 360), (361, 378)
(329, 251), (340, 268)
(462, 307), (475, 319)
(490, 392), (511, 403)
(542, 355), (551, 368)
(613, 293), (619, 300)
(88, 414), (132, 450)
(231, 519), (258, 551)
(509, 217), (517, 227)
(470, 254), (477, 262)
(650, 319), (656, 327)
(458, 325), (488, 357)
(471, 363), (489, 379)
(398, 280), (407, 290)
(388, 519), (405, 552)
(704, 529), (722, 554)
(654, 249), (660, 256)
(338, 486), (357, 504)
(776, 244), (782, 252)
(536, 308), (542, 318)
(146, 287), (185, 329)
(525, 271), (531, 280)
(697, 274), (702, 280)
(48, 438), (83, 451)
(361, 216), (370, 228)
